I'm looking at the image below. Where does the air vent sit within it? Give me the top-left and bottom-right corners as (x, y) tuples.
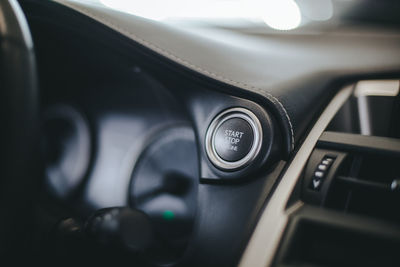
(325, 153), (400, 224)
(302, 131), (400, 224)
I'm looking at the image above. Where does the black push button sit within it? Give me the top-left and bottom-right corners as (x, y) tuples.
(214, 118), (254, 162)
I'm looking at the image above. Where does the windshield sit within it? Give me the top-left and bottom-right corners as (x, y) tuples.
(80, 0), (400, 32)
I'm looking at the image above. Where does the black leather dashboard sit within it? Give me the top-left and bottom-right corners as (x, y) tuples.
(17, 0), (400, 266)
(49, 0), (400, 153)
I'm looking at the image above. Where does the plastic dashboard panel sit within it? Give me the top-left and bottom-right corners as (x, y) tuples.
(240, 85), (354, 267)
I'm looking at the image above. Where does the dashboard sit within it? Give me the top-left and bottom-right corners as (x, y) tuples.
(2, 0), (400, 266)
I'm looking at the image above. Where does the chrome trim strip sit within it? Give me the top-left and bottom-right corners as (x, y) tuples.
(354, 80), (400, 135)
(357, 95), (371, 135)
(239, 85), (354, 267)
(354, 80), (400, 97)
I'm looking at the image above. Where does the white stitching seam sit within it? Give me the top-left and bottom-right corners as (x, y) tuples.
(54, 0), (295, 150)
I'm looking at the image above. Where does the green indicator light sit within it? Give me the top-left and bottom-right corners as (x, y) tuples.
(162, 210), (175, 221)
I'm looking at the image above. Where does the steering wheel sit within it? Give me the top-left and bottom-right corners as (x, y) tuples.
(0, 0), (39, 256)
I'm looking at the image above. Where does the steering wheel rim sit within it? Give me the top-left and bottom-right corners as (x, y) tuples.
(0, 0), (39, 256)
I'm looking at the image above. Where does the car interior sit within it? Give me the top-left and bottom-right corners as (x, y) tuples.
(1, 0), (400, 266)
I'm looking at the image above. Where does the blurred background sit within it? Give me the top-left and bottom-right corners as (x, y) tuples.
(93, 0), (400, 32)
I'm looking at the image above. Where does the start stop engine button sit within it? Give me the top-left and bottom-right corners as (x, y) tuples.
(214, 118), (254, 162)
(206, 108), (262, 170)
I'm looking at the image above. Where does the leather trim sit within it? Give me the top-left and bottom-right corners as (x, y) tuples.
(52, 0), (295, 151)
(49, 0), (400, 155)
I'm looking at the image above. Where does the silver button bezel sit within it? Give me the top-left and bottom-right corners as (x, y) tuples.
(205, 107), (263, 170)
